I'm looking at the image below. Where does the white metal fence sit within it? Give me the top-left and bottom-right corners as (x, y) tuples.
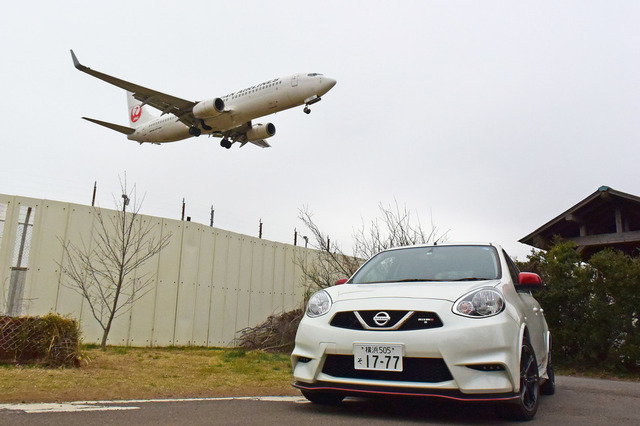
(0, 193), (308, 347)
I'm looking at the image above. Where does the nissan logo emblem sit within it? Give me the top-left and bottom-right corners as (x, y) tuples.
(373, 311), (391, 326)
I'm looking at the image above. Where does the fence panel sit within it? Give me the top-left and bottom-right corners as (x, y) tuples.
(221, 233), (242, 346)
(125, 216), (167, 346)
(24, 201), (68, 316)
(208, 230), (230, 346)
(192, 227), (215, 346)
(173, 222), (202, 346)
(248, 240), (270, 327)
(151, 220), (183, 346)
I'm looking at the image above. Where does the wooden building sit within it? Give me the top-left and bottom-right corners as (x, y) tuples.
(520, 186), (640, 259)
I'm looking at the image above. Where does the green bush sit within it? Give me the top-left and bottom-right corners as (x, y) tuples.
(0, 313), (81, 367)
(518, 240), (640, 373)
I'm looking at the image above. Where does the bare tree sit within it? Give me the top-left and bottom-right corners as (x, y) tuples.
(297, 201), (449, 294)
(297, 207), (361, 296)
(60, 181), (171, 348)
(352, 200), (447, 260)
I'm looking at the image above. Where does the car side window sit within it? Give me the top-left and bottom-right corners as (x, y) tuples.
(502, 250), (520, 284)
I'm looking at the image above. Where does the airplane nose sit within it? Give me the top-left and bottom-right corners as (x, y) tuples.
(320, 77), (337, 94)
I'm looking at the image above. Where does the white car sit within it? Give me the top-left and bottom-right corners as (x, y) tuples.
(292, 243), (554, 420)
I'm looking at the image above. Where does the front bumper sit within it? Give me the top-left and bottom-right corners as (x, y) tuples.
(291, 297), (522, 398)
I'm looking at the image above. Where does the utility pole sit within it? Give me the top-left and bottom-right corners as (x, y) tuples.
(91, 181), (97, 206)
(294, 228), (297, 246)
(259, 219), (263, 239)
(181, 198), (185, 221)
(210, 205), (215, 227)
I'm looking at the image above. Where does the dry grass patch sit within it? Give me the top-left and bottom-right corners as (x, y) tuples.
(0, 346), (297, 403)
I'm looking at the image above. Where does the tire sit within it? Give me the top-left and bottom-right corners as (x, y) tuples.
(540, 351), (555, 396)
(300, 389), (344, 405)
(504, 341), (540, 421)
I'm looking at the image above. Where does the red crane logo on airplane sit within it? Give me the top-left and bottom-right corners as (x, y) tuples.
(130, 106), (142, 123)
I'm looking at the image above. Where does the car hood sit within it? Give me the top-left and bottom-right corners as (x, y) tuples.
(325, 280), (501, 304)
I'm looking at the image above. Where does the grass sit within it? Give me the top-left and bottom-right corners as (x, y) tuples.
(2, 347), (636, 404)
(0, 346), (297, 403)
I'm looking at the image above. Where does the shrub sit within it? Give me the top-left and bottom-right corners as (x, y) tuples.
(0, 313), (82, 367)
(518, 241), (640, 373)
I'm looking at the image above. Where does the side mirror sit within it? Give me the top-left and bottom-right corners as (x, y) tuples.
(517, 272), (543, 291)
(334, 278), (348, 286)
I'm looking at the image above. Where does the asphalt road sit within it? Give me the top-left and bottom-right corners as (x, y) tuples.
(1, 376), (638, 425)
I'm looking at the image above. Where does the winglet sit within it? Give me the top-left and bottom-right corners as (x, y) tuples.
(70, 49), (86, 71)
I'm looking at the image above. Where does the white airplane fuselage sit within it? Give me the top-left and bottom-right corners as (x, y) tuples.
(128, 73), (335, 144)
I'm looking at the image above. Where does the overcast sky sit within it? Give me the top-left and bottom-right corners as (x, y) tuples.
(2, 1), (639, 259)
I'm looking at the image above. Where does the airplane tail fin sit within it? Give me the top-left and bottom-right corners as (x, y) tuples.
(127, 91), (156, 127)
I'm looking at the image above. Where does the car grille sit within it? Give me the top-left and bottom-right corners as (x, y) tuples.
(330, 310), (443, 330)
(322, 355), (453, 383)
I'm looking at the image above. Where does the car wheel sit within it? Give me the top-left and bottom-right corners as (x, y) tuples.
(301, 389), (344, 405)
(540, 350), (555, 396)
(504, 341), (540, 421)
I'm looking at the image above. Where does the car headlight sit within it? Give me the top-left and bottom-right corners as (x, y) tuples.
(454, 288), (505, 318)
(306, 290), (332, 318)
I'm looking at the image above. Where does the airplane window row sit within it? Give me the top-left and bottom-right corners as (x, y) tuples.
(225, 80), (282, 100)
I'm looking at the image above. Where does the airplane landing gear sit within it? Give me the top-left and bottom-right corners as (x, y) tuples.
(220, 138), (232, 149)
(200, 120), (213, 131)
(189, 126), (202, 136)
(303, 95), (321, 114)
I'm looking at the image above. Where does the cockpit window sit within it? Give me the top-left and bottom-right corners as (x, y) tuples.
(307, 73), (323, 77)
(350, 245), (501, 284)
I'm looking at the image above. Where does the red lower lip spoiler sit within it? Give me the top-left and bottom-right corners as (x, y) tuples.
(292, 381), (519, 402)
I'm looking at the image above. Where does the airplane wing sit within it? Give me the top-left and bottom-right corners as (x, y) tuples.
(70, 50), (201, 128)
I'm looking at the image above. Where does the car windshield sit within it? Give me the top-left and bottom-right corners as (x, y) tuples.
(350, 245), (501, 284)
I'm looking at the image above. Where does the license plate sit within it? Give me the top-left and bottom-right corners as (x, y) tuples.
(353, 344), (403, 371)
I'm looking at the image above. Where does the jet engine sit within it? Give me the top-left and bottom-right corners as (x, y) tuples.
(245, 123), (276, 141)
(192, 98), (225, 118)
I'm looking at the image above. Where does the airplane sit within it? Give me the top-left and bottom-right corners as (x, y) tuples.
(70, 50), (336, 148)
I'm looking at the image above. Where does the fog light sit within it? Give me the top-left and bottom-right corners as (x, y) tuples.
(467, 364), (505, 372)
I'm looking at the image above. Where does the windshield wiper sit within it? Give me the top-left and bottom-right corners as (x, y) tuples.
(357, 278), (493, 284)
(449, 277), (494, 282)
(356, 279), (439, 284)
